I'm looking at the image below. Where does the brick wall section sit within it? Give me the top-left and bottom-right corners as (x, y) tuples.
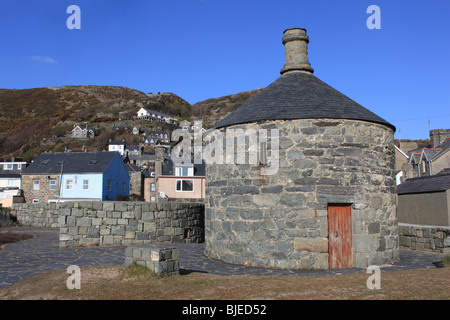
(11, 201), (204, 247)
(399, 223), (450, 254)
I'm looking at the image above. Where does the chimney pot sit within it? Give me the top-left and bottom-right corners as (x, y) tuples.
(280, 28), (314, 75)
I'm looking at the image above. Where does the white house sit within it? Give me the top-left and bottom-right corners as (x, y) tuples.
(0, 158), (28, 206)
(136, 108), (178, 125)
(108, 140), (126, 156)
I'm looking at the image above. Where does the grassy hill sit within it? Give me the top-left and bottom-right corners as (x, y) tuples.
(0, 86), (193, 161)
(0, 84), (431, 162)
(0, 85), (260, 161)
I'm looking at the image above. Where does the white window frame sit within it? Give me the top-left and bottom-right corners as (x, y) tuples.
(4, 164), (13, 170)
(49, 180), (57, 190)
(175, 167), (193, 177)
(66, 179), (73, 190)
(33, 180), (40, 190)
(83, 179), (89, 191)
(176, 179), (194, 192)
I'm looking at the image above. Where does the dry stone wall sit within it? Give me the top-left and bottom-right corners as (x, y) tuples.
(399, 223), (450, 254)
(11, 201), (204, 247)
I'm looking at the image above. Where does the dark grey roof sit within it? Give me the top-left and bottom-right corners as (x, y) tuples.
(162, 159), (205, 177)
(22, 152), (119, 175)
(397, 172), (450, 195)
(214, 72), (395, 130)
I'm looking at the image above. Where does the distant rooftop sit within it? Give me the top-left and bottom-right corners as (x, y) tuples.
(397, 171), (450, 195)
(22, 152), (120, 175)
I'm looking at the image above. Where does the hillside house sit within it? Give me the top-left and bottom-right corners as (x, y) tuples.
(21, 152), (129, 203)
(180, 120), (190, 131)
(404, 137), (450, 179)
(143, 131), (170, 144)
(137, 108), (178, 125)
(108, 140), (126, 156)
(71, 124), (96, 139)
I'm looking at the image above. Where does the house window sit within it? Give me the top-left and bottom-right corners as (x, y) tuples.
(176, 167), (193, 177)
(49, 180), (57, 190)
(4, 164), (13, 170)
(122, 182), (125, 193)
(17, 164), (22, 170)
(8, 179), (17, 186)
(66, 179), (73, 190)
(176, 179), (194, 192)
(33, 180), (40, 190)
(83, 179), (89, 190)
(107, 180), (111, 191)
(151, 183), (155, 192)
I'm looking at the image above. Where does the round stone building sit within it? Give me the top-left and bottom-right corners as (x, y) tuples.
(204, 28), (399, 269)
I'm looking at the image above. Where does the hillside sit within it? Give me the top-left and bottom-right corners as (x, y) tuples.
(191, 88), (263, 129)
(0, 86), (192, 161)
(0, 84), (433, 162)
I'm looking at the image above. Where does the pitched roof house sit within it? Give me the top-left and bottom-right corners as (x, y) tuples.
(154, 159), (205, 200)
(397, 170), (450, 226)
(71, 124), (96, 139)
(21, 152), (129, 203)
(136, 108), (178, 125)
(405, 137), (450, 179)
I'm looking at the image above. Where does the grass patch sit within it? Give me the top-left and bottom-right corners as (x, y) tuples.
(0, 266), (449, 300)
(441, 255), (450, 267)
(0, 231), (34, 248)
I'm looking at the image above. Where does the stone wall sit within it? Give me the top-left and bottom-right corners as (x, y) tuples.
(205, 118), (398, 269)
(21, 174), (60, 204)
(124, 245), (180, 275)
(11, 201), (204, 247)
(12, 202), (63, 227)
(399, 223), (450, 254)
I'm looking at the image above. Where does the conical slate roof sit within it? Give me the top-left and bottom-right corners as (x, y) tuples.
(214, 71), (395, 130)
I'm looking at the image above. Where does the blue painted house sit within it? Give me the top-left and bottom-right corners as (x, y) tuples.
(22, 152), (130, 202)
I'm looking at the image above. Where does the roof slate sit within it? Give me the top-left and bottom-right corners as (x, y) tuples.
(397, 172), (450, 194)
(214, 72), (395, 130)
(22, 152), (119, 175)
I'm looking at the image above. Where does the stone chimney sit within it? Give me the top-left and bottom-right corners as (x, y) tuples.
(154, 145), (165, 177)
(280, 28), (314, 75)
(429, 129), (450, 147)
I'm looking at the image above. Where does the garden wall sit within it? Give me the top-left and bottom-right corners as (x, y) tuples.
(11, 201), (204, 247)
(399, 223), (450, 254)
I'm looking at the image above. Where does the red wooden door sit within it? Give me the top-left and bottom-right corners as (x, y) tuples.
(328, 204), (353, 268)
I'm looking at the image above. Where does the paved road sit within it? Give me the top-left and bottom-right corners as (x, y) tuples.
(0, 227), (445, 289)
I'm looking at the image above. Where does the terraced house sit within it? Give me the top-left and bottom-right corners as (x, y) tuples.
(21, 152), (130, 203)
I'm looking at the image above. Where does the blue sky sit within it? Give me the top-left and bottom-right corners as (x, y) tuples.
(0, 0), (449, 140)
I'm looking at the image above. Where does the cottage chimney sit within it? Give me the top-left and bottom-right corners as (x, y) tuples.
(280, 28), (313, 75)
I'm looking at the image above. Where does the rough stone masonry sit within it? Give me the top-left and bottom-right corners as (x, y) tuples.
(205, 119), (398, 269)
(11, 201), (204, 247)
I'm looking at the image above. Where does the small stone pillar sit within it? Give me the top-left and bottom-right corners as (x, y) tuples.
(125, 245), (180, 276)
